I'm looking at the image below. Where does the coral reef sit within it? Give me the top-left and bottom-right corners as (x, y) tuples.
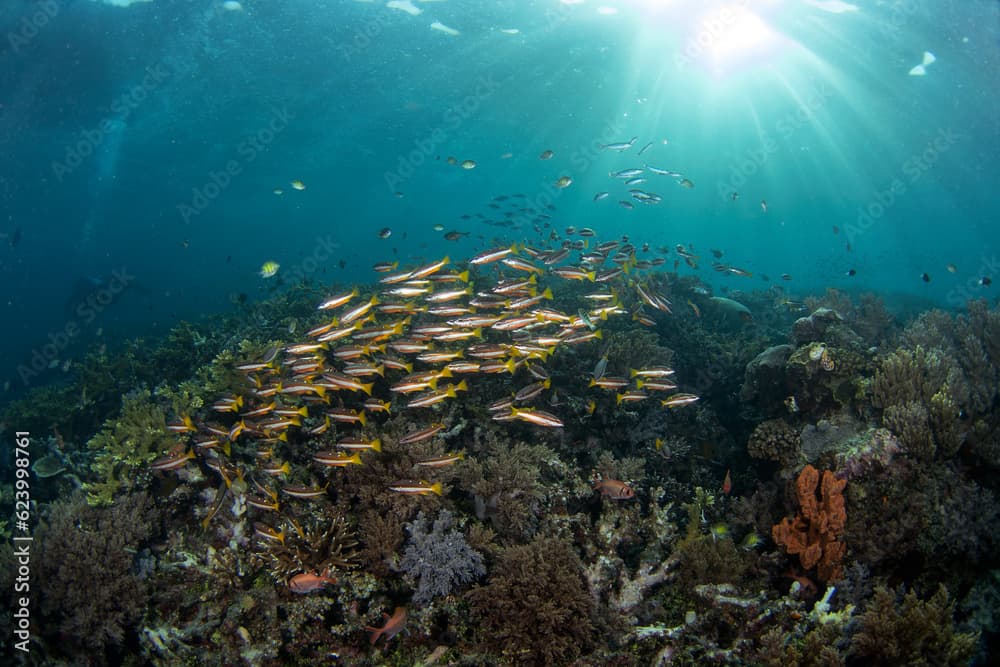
(399, 509), (485, 604)
(772, 464), (847, 582)
(4, 239), (998, 665)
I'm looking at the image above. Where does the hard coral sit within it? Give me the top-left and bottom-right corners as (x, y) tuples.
(872, 345), (968, 460)
(35, 491), (161, 657)
(256, 515), (358, 585)
(84, 389), (177, 506)
(748, 418), (802, 466)
(851, 585), (977, 666)
(467, 536), (596, 666)
(772, 464), (846, 582)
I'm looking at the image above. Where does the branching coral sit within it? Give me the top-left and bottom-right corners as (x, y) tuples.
(467, 536), (597, 666)
(772, 465), (846, 582)
(35, 491), (161, 656)
(850, 585), (977, 666)
(84, 389), (178, 506)
(255, 515), (358, 585)
(872, 346), (968, 460)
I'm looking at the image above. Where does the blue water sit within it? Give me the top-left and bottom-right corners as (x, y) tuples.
(0, 0), (997, 394)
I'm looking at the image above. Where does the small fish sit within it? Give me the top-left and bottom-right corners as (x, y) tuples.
(509, 407), (564, 428)
(846, 268), (857, 277)
(259, 260), (280, 278)
(740, 532), (763, 550)
(661, 393), (700, 408)
(687, 299), (701, 318)
(398, 422), (446, 445)
(388, 480), (443, 496)
(254, 522), (285, 544)
(366, 607), (408, 645)
(730, 191), (739, 201)
(461, 159), (477, 170)
(709, 523), (729, 540)
(946, 263), (957, 273)
(722, 469), (732, 495)
(414, 452), (465, 468)
(593, 477), (635, 500)
(760, 200), (768, 213)
(149, 449), (196, 472)
(312, 451), (364, 467)
(444, 230), (469, 241)
(593, 192), (609, 201)
(678, 178), (694, 188)
(637, 141), (653, 156)
(281, 484), (329, 499)
(921, 272), (931, 283)
(539, 149), (554, 160)
(601, 136), (638, 151)
(981, 276), (993, 286)
(288, 570), (337, 594)
(433, 223), (445, 231)
(290, 180), (306, 190)
(555, 176), (573, 188)
(593, 355), (609, 380)
(781, 273), (793, 281)
(378, 227), (392, 239)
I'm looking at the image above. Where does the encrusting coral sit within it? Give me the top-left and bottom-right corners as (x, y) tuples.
(772, 464), (847, 582)
(748, 418), (802, 465)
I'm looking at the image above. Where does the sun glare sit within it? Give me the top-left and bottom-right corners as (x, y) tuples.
(704, 6), (777, 63)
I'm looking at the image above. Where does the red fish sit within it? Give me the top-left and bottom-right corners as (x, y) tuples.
(593, 477), (635, 500)
(366, 606), (407, 645)
(722, 469), (732, 495)
(288, 570), (337, 594)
